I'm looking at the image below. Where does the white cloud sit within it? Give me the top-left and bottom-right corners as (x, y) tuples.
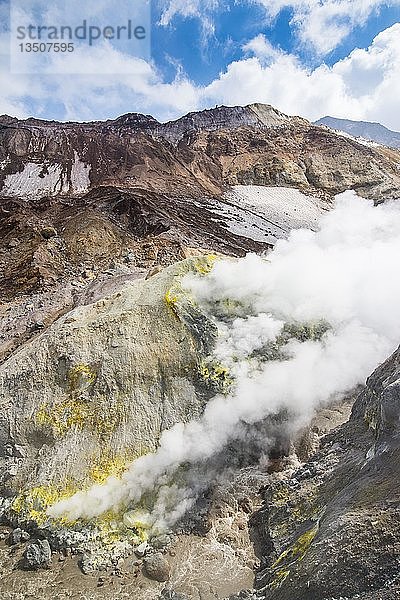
(159, 0), (218, 44)
(200, 24), (400, 130)
(159, 0), (218, 25)
(1, 21), (400, 131)
(242, 33), (283, 62)
(160, 0), (400, 55)
(252, 0), (400, 55)
(0, 37), (199, 121)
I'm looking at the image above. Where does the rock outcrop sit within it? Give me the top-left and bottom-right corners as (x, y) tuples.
(252, 346), (400, 600)
(0, 257), (217, 508)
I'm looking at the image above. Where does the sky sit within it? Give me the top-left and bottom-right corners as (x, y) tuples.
(1, 0), (400, 129)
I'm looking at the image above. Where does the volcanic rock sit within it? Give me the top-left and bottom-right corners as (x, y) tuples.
(0, 257), (217, 498)
(22, 539), (52, 570)
(144, 553), (171, 582)
(7, 528), (30, 545)
(159, 590), (189, 600)
(253, 346), (400, 600)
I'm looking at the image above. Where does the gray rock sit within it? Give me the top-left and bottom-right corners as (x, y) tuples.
(78, 553), (93, 575)
(144, 553), (171, 582)
(23, 539), (52, 570)
(134, 541), (148, 558)
(0, 259), (217, 506)
(159, 590), (188, 600)
(8, 528), (30, 545)
(151, 534), (171, 550)
(253, 345), (400, 600)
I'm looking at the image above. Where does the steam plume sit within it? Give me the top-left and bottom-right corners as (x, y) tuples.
(48, 191), (400, 528)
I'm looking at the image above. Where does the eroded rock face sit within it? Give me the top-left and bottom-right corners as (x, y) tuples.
(0, 258), (217, 513)
(1, 104), (399, 202)
(253, 346), (400, 600)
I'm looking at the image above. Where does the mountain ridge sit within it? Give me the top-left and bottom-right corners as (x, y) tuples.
(2, 103), (400, 201)
(315, 115), (400, 149)
(0, 102), (304, 128)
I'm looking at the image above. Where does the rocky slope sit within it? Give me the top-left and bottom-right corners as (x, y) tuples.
(2, 104), (400, 330)
(0, 257), (217, 497)
(0, 252), (296, 599)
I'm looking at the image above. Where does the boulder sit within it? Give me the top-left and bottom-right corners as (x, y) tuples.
(8, 527), (30, 545)
(23, 539), (52, 570)
(144, 553), (171, 582)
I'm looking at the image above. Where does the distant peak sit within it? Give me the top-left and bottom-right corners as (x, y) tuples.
(112, 113), (160, 126)
(315, 116), (400, 149)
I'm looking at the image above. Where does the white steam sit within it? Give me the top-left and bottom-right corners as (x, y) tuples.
(48, 191), (400, 529)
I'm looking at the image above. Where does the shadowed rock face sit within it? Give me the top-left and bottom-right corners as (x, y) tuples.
(252, 346), (400, 600)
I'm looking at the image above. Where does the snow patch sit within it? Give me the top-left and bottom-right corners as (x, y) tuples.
(1, 152), (91, 198)
(201, 185), (327, 244)
(2, 163), (65, 198)
(328, 128), (380, 148)
(70, 151), (91, 193)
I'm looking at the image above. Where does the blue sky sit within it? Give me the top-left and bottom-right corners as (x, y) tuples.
(153, 2), (400, 82)
(1, 0), (400, 129)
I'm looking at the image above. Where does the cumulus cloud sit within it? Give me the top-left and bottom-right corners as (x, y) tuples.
(242, 34), (283, 62)
(201, 24), (400, 130)
(160, 0), (400, 55)
(2, 19), (400, 130)
(253, 0), (400, 55)
(0, 36), (199, 121)
(48, 192), (400, 529)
